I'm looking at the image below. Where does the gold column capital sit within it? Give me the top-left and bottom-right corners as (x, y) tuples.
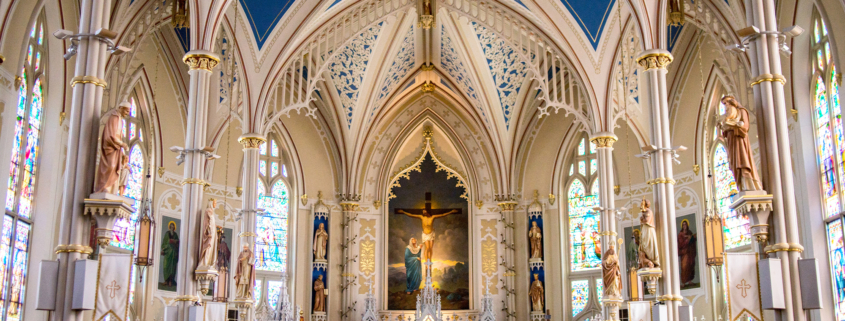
(238, 135), (266, 149)
(590, 135), (618, 148)
(497, 202), (518, 211)
(637, 52), (673, 71)
(183, 52), (220, 71)
(339, 202), (360, 212)
(419, 15), (434, 29)
(70, 75), (108, 88)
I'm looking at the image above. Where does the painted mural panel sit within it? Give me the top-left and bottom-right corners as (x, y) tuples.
(676, 214), (700, 289)
(159, 216), (180, 291)
(387, 155), (469, 310)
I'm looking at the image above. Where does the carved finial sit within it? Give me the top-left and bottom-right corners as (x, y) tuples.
(423, 126), (433, 139)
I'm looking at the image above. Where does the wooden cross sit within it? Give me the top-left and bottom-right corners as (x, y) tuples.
(394, 192), (462, 217)
(736, 279), (752, 298)
(106, 280), (122, 299)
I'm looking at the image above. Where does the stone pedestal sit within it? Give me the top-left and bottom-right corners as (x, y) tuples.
(729, 191), (773, 246)
(312, 311), (327, 321)
(530, 312), (545, 321)
(194, 264), (218, 295)
(602, 296), (623, 321)
(83, 193), (136, 248)
(637, 268), (662, 295)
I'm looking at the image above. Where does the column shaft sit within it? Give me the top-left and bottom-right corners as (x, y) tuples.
(339, 201), (358, 320)
(498, 201), (517, 321)
(592, 134), (617, 320)
(53, 0), (111, 319)
(235, 135), (263, 320)
(638, 50), (681, 321)
(176, 51), (220, 319)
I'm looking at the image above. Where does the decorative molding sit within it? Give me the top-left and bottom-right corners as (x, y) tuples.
(182, 53), (220, 71)
(637, 53), (674, 71)
(388, 126), (469, 200)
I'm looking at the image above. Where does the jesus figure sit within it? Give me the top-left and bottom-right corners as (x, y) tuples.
(395, 192), (461, 267)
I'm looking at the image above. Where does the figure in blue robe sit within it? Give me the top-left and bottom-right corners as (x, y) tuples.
(405, 238), (423, 294)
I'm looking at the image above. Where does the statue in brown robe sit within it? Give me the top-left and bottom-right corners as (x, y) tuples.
(529, 221), (543, 260)
(198, 199), (218, 268)
(529, 274), (544, 312)
(602, 246), (621, 297)
(313, 275), (327, 312)
(94, 105), (130, 194)
(719, 96), (762, 192)
(234, 245), (255, 299)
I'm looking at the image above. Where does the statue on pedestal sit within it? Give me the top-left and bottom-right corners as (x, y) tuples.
(313, 223), (328, 261)
(602, 246), (621, 297)
(638, 198), (660, 269)
(234, 245), (255, 299)
(313, 275), (327, 313)
(529, 221), (543, 260)
(198, 199), (218, 268)
(719, 95), (762, 191)
(94, 104), (130, 194)
(529, 274), (544, 312)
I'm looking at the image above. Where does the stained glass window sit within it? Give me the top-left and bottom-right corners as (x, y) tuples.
(2, 16), (45, 319)
(256, 138), (290, 272)
(596, 279), (603, 303)
(814, 11), (845, 320)
(713, 144), (749, 249)
(571, 280), (590, 316)
(112, 95), (148, 250)
(254, 280), (263, 303)
(568, 134), (601, 271)
(267, 280), (284, 309)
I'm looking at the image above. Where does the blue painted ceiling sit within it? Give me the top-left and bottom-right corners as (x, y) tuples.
(559, 0), (616, 50)
(239, 0), (297, 49)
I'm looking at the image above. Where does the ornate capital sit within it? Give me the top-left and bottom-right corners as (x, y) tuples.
(183, 52), (220, 71)
(238, 136), (266, 149)
(497, 202), (518, 211)
(590, 136), (617, 148)
(421, 81), (436, 93)
(637, 52), (673, 71)
(419, 15), (434, 29)
(339, 202), (359, 212)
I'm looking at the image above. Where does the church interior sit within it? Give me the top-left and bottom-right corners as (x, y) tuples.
(0, 0), (841, 320)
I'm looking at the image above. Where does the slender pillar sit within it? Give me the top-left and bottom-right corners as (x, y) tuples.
(497, 198), (517, 321)
(235, 134), (265, 320)
(52, 0), (112, 319)
(174, 51), (220, 318)
(744, 0), (804, 319)
(637, 50), (682, 320)
(592, 133), (620, 321)
(339, 197), (359, 320)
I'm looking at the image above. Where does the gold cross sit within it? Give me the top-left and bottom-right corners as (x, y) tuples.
(106, 280), (122, 298)
(736, 279), (752, 298)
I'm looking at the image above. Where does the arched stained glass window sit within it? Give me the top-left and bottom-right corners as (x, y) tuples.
(811, 10), (845, 321)
(712, 143), (749, 249)
(112, 96), (147, 250)
(571, 279), (590, 316)
(256, 137), (290, 272)
(567, 135), (601, 272)
(1, 15), (45, 320)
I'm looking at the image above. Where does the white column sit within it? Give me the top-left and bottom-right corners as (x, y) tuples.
(52, 0), (112, 319)
(235, 134), (264, 320)
(339, 199), (359, 320)
(637, 50), (682, 321)
(498, 200), (517, 321)
(175, 51), (220, 318)
(591, 133), (619, 320)
(744, 0), (804, 319)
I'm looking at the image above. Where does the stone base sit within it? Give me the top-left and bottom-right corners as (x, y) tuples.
(83, 193), (136, 247)
(530, 311), (545, 320)
(529, 260), (544, 270)
(312, 311), (327, 321)
(730, 190), (773, 245)
(313, 261), (328, 271)
(637, 268), (662, 295)
(603, 296), (624, 321)
(195, 265), (219, 295)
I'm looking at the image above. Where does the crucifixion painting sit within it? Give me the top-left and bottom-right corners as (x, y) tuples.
(394, 192), (461, 269)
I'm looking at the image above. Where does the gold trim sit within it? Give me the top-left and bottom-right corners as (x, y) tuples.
(636, 53), (673, 70)
(419, 15), (434, 29)
(181, 178), (207, 186)
(750, 73), (786, 86)
(239, 232), (257, 237)
(238, 136), (266, 149)
(70, 75), (107, 88)
(183, 53), (220, 71)
(497, 202), (518, 211)
(421, 64), (435, 71)
(173, 295), (200, 302)
(590, 136), (617, 148)
(646, 178), (676, 185)
(54, 244), (94, 255)
(600, 231), (618, 236)
(421, 82), (436, 93)
(339, 202), (359, 211)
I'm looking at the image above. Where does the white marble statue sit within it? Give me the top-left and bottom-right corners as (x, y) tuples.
(313, 223), (328, 261)
(198, 199), (218, 268)
(638, 198), (660, 269)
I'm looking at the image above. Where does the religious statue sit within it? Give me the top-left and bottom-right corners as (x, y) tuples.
(117, 154), (130, 195)
(529, 274), (544, 312)
(627, 229), (641, 269)
(216, 227), (231, 270)
(234, 245), (255, 299)
(602, 246), (621, 297)
(198, 199), (218, 268)
(404, 238), (423, 294)
(395, 192), (461, 268)
(313, 275), (327, 313)
(719, 95), (762, 192)
(638, 198), (660, 269)
(423, 0), (432, 14)
(313, 223), (328, 261)
(529, 221), (543, 260)
(94, 104), (130, 194)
